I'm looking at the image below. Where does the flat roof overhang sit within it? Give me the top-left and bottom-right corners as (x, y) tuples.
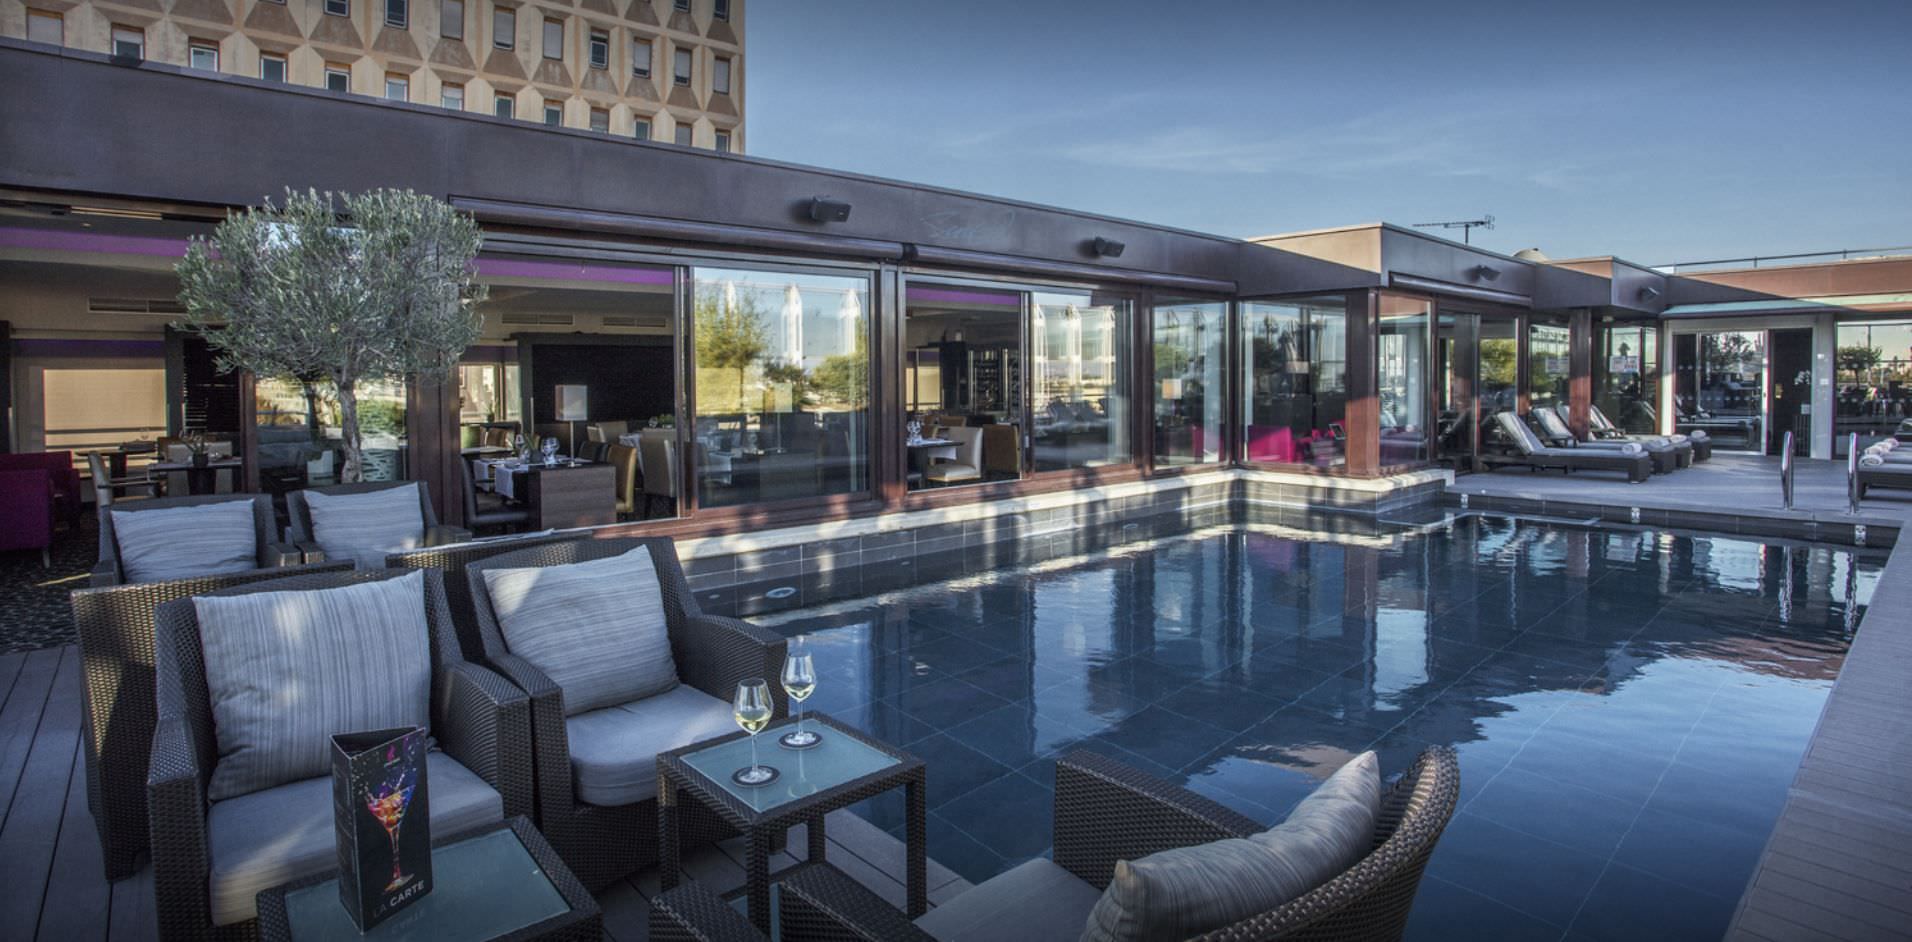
(1660, 293), (1912, 319)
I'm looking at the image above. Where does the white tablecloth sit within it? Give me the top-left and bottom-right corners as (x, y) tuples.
(473, 458), (529, 500)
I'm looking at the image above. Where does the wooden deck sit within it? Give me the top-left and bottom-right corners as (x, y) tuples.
(0, 644), (969, 941)
(1727, 527), (1912, 940)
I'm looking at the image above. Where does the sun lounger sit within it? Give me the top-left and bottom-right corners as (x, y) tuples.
(1482, 411), (1651, 483)
(1583, 404), (1704, 464)
(1857, 449), (1912, 497)
(1531, 408), (1679, 474)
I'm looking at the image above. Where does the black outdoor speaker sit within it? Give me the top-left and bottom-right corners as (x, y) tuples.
(808, 197), (852, 223)
(1092, 237), (1126, 258)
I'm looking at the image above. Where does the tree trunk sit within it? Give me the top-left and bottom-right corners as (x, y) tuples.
(337, 381), (364, 483)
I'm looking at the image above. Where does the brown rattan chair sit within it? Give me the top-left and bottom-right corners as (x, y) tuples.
(148, 568), (534, 939)
(652, 746), (1460, 942)
(76, 492), (345, 880)
(381, 530), (582, 663)
(284, 479), (471, 562)
(462, 536), (788, 890)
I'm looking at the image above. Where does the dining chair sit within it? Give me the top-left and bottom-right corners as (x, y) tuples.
(85, 450), (157, 507)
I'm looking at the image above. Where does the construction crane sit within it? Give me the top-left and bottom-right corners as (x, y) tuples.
(1413, 215), (1495, 245)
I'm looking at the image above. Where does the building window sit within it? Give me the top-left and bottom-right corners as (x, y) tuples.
(632, 116), (651, 139)
(440, 0), (463, 38)
(493, 6), (514, 49)
(1377, 295), (1431, 466)
(673, 0), (689, 11)
(1151, 300), (1226, 467)
(110, 25), (144, 60)
(1243, 295), (1349, 469)
(588, 29), (608, 69)
(672, 47), (691, 86)
(386, 0), (408, 28)
(901, 282), (1023, 488)
(630, 37), (651, 77)
(589, 107), (608, 132)
(543, 99), (562, 126)
(385, 73), (410, 101)
(673, 123), (692, 146)
(259, 53), (288, 83)
(542, 17), (562, 60)
(1030, 292), (1135, 471)
(325, 65), (350, 92)
(713, 129), (730, 152)
(494, 92), (513, 118)
(712, 55), (731, 95)
(26, 9), (63, 46)
(325, 0), (349, 17)
(690, 267), (874, 508)
(441, 82), (464, 110)
(189, 40), (219, 71)
(714, 0), (729, 21)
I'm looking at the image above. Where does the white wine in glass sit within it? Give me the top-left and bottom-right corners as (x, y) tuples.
(732, 679), (777, 786)
(779, 651), (820, 749)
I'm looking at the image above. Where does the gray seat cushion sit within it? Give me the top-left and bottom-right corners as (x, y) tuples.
(113, 500), (257, 582)
(303, 483), (427, 569)
(565, 685), (735, 806)
(1082, 751), (1381, 942)
(916, 858), (1103, 942)
(482, 544), (679, 716)
(193, 571), (433, 800)
(206, 751), (502, 927)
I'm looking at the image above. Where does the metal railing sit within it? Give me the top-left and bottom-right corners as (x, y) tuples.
(1779, 431), (1794, 509)
(1658, 245), (1912, 274)
(1847, 432), (1860, 515)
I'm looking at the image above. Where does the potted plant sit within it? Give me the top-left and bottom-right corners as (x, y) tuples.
(176, 188), (487, 483)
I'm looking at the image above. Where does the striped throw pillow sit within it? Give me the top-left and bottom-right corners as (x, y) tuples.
(481, 545), (678, 716)
(113, 500), (258, 583)
(303, 484), (426, 569)
(194, 571), (433, 801)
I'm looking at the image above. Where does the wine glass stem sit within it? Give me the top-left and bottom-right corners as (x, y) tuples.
(750, 732), (759, 772)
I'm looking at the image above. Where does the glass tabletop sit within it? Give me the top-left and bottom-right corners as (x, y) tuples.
(281, 827), (570, 941)
(679, 720), (902, 814)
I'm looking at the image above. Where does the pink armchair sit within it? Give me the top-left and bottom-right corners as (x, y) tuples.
(0, 451), (81, 526)
(0, 468), (55, 566)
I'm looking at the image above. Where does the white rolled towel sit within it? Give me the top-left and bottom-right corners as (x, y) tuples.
(1861, 453), (1886, 466)
(1619, 442), (1643, 455)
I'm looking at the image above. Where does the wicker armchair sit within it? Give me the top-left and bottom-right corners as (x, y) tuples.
(147, 569), (534, 940)
(655, 747), (1458, 942)
(75, 492), (345, 881)
(381, 531), (581, 661)
(463, 536), (788, 890)
(284, 480), (471, 562)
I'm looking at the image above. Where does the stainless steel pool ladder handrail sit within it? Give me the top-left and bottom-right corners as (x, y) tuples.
(1779, 431), (1794, 510)
(1847, 432), (1860, 515)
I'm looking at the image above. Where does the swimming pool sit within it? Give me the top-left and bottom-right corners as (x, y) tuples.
(759, 515), (1881, 941)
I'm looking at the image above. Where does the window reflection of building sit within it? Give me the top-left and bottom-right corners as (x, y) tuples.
(254, 376), (408, 494)
(1378, 295), (1430, 465)
(1031, 292), (1133, 472)
(1834, 321), (1912, 455)
(1594, 323), (1659, 434)
(1527, 319), (1570, 411)
(1242, 295), (1348, 468)
(1151, 300), (1227, 467)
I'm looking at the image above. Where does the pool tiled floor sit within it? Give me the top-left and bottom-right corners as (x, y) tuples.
(761, 516), (1881, 940)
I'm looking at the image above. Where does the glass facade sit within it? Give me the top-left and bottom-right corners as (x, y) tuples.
(1150, 299), (1227, 467)
(1834, 320), (1912, 455)
(902, 283), (1023, 489)
(1595, 322), (1659, 434)
(255, 377), (407, 495)
(1378, 295), (1430, 465)
(1675, 331), (1765, 452)
(1030, 292), (1133, 471)
(1527, 318), (1570, 412)
(690, 267), (871, 508)
(1242, 296), (1347, 468)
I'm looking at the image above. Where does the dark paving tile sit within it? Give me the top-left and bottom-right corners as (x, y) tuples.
(884, 674), (1010, 728)
(1425, 812), (1609, 928)
(903, 733), (1017, 805)
(1462, 767), (1644, 858)
(1090, 704), (1239, 772)
(1565, 861), (1738, 942)
(939, 701), (1090, 769)
(918, 811), (1007, 885)
(934, 771), (1055, 865)
(1608, 806), (1773, 903)
(1404, 875), (1566, 942)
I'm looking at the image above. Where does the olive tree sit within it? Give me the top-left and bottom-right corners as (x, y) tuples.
(176, 189), (487, 482)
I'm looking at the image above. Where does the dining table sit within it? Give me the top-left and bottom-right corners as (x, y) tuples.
(149, 456), (244, 496)
(472, 456), (617, 530)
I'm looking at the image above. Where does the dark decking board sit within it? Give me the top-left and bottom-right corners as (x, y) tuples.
(1727, 529), (1912, 940)
(0, 644), (970, 941)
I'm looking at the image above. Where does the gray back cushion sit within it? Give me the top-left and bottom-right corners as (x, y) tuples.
(194, 571), (434, 801)
(114, 500), (257, 583)
(303, 484), (426, 569)
(1081, 751), (1382, 942)
(481, 545), (678, 715)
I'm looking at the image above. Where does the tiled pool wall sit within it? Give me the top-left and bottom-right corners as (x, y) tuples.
(684, 471), (1451, 618)
(1447, 490), (1898, 548)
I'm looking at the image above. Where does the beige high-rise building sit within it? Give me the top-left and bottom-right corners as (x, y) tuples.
(1, 0), (744, 150)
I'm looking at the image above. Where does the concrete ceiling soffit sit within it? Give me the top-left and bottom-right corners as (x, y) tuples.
(707, 19), (736, 45)
(579, 0), (617, 16)
(581, 67), (618, 96)
(482, 47), (527, 79)
(307, 14), (363, 48)
(532, 58), (573, 87)
(372, 27), (423, 60)
(429, 39), (477, 70)
(241, 0), (301, 38)
(666, 83), (698, 110)
(624, 0), (659, 25)
(97, 0), (163, 14)
(621, 73), (659, 100)
(667, 8), (698, 34)
(705, 92), (735, 117)
(168, 0), (234, 25)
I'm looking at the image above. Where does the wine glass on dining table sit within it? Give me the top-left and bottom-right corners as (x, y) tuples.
(731, 679), (778, 787)
(779, 647), (819, 749)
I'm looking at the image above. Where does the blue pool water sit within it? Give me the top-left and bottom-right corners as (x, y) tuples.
(759, 515), (1880, 941)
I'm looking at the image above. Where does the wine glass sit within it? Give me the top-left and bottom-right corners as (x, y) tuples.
(540, 436), (560, 465)
(779, 650), (819, 749)
(513, 432), (528, 461)
(731, 679), (778, 787)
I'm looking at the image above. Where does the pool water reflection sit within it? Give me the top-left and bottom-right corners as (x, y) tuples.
(759, 516), (1880, 941)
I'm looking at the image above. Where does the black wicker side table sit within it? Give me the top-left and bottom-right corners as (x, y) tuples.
(657, 712), (927, 935)
(255, 816), (600, 941)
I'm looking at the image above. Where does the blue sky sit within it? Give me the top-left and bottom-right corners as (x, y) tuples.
(746, 0), (1910, 265)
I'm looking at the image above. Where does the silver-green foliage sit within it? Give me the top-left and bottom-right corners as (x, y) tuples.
(176, 188), (487, 482)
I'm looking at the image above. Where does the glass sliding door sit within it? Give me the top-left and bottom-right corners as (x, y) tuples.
(1595, 322), (1659, 434)
(690, 266), (871, 507)
(1674, 330), (1765, 451)
(902, 282), (1023, 489)
(1434, 313), (1478, 465)
(1834, 320), (1912, 455)
(1030, 291), (1132, 472)
(1377, 295), (1430, 466)
(1242, 295), (1348, 468)
(1527, 317), (1570, 414)
(1150, 299), (1226, 467)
